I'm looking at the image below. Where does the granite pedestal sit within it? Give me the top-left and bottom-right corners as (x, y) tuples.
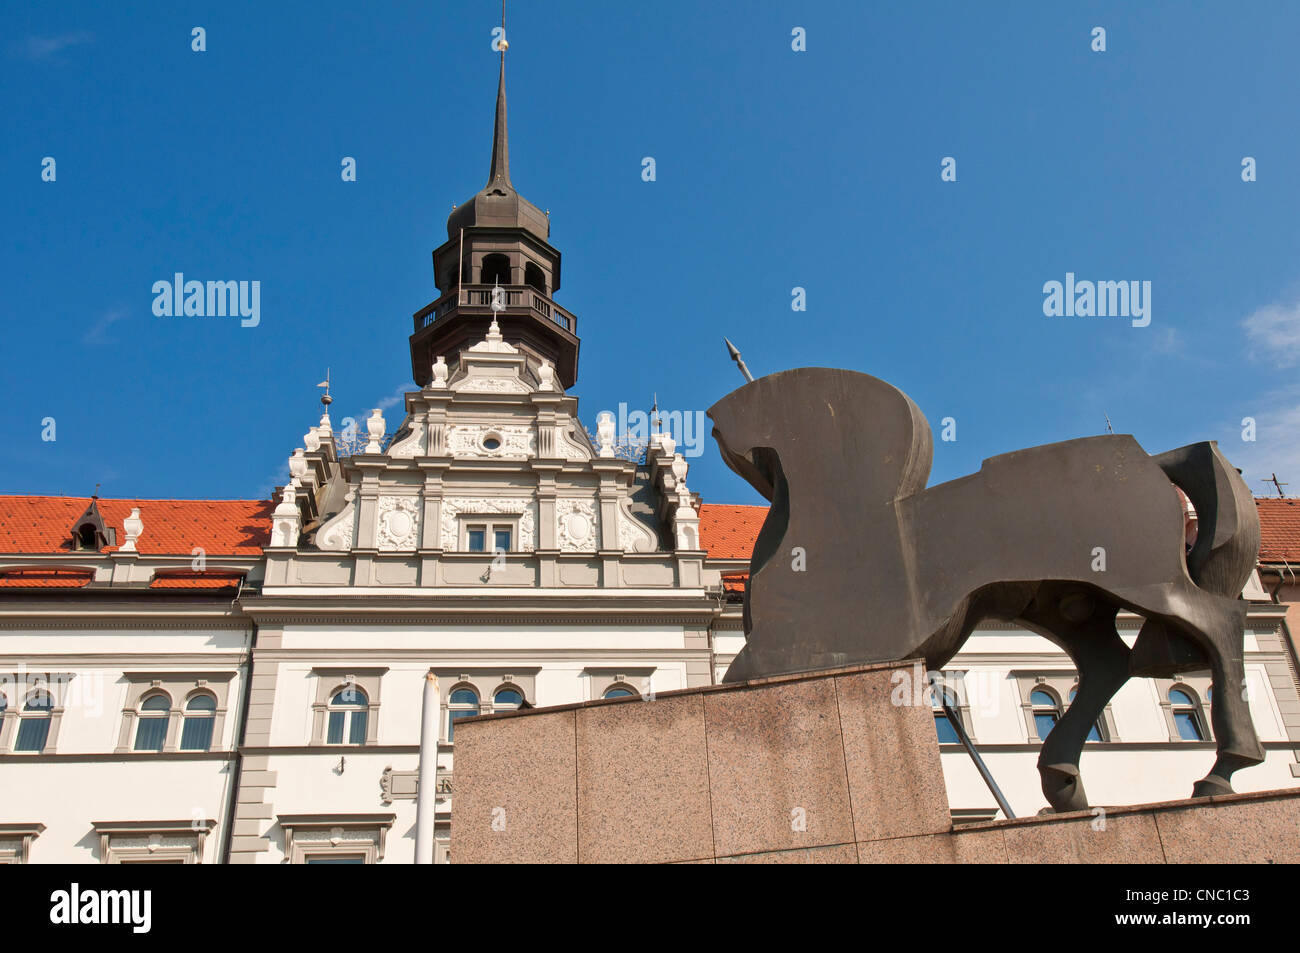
(451, 659), (1300, 864)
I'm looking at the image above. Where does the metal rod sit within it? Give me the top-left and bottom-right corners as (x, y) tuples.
(942, 700), (1015, 820)
(724, 337), (754, 383)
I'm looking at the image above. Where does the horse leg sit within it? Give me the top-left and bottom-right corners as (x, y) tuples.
(1171, 595), (1265, 797)
(1020, 589), (1131, 813)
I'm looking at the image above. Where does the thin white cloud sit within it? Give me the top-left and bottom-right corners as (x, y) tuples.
(83, 307), (127, 345)
(19, 31), (94, 61)
(1227, 387), (1300, 496)
(1243, 296), (1300, 368)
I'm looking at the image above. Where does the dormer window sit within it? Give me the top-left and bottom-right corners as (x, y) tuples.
(67, 499), (114, 551)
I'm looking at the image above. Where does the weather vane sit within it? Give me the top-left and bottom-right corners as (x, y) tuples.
(317, 369), (332, 408)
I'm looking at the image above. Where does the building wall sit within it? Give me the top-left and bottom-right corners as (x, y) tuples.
(0, 620), (250, 863)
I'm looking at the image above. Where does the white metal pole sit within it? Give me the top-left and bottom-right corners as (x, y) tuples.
(414, 671), (440, 863)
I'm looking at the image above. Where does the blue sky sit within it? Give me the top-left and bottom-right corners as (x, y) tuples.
(3, 1), (1300, 506)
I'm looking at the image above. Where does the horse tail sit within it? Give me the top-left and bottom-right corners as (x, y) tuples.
(1151, 441), (1260, 597)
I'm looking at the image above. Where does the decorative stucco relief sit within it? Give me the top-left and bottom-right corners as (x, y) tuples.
(387, 421), (426, 458)
(556, 498), (600, 552)
(376, 496), (421, 551)
(316, 493), (357, 552)
(456, 376), (530, 394)
(440, 498), (536, 551)
(557, 425), (593, 461)
(617, 500), (659, 553)
(445, 425), (535, 458)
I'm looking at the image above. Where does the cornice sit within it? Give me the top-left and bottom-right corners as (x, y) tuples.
(0, 618), (251, 631)
(0, 653), (247, 665)
(256, 647), (713, 661)
(252, 613), (714, 626)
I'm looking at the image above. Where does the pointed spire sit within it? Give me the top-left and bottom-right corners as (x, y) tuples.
(487, 48), (510, 188)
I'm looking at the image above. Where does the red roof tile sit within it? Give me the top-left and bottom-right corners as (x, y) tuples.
(149, 571), (246, 590)
(0, 496), (273, 556)
(1257, 498), (1300, 563)
(699, 503), (767, 560)
(0, 568), (93, 588)
(720, 572), (747, 594)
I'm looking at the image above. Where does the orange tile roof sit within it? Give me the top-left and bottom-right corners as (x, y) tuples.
(150, 572), (246, 590)
(720, 572), (747, 594)
(0, 568), (93, 588)
(0, 496), (273, 556)
(699, 503), (767, 560)
(1256, 498), (1300, 563)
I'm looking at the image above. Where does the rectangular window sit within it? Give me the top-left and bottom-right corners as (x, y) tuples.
(14, 719), (50, 753)
(327, 710), (345, 744)
(181, 717), (215, 751)
(494, 528), (511, 552)
(933, 712), (960, 744)
(306, 854), (366, 864)
(349, 709), (368, 745)
(467, 527), (486, 552)
(134, 717), (168, 752)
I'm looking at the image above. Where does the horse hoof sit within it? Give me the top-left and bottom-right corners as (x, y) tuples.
(1040, 763), (1089, 812)
(1191, 775), (1234, 798)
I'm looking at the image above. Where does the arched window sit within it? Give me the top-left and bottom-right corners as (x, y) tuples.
(603, 685), (636, 699)
(327, 685), (368, 745)
(493, 687), (523, 712)
(1068, 686), (1104, 742)
(1169, 688), (1205, 741)
(134, 692), (171, 751)
(1030, 689), (1061, 741)
(480, 254), (510, 286)
(524, 262), (546, 294)
(15, 691), (53, 752)
(180, 692), (217, 751)
(447, 687), (480, 741)
(76, 523), (100, 550)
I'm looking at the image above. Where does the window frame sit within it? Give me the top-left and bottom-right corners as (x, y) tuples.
(92, 819), (215, 864)
(309, 669), (385, 746)
(179, 691), (218, 751)
(1157, 678), (1214, 742)
(445, 684), (481, 742)
(461, 518), (516, 554)
(1012, 671), (1119, 744)
(0, 674), (72, 755)
(325, 685), (370, 746)
(278, 814), (395, 864)
(133, 691), (173, 752)
(116, 673), (235, 754)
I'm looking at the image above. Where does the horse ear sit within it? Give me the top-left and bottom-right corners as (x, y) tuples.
(708, 368), (931, 504)
(802, 369), (931, 503)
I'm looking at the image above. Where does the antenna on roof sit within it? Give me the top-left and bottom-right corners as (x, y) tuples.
(1103, 412), (1114, 435)
(1263, 473), (1289, 497)
(724, 338), (754, 383)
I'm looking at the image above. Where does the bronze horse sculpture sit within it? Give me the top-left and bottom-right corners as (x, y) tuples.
(708, 367), (1264, 813)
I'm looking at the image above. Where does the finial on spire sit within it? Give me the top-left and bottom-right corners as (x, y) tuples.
(488, 1), (511, 187)
(317, 369), (333, 407)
